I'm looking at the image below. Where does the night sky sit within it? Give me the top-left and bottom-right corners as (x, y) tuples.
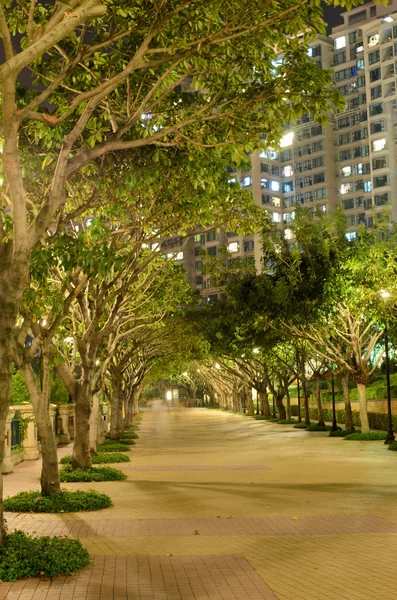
(322, 3), (345, 33)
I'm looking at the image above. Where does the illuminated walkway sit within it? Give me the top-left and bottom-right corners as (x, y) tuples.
(2, 408), (397, 599)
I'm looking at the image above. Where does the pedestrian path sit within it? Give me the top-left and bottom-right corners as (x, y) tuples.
(2, 408), (397, 599)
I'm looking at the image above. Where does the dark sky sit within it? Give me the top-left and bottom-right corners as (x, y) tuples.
(322, 3), (345, 34)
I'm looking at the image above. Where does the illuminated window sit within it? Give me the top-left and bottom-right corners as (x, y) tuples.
(272, 212), (282, 223)
(283, 165), (294, 177)
(228, 242), (240, 253)
(241, 176), (252, 187)
(280, 132), (294, 147)
(270, 180), (280, 192)
(368, 33), (379, 47)
(284, 228), (293, 240)
(272, 197), (281, 207)
(176, 252), (184, 260)
(341, 166), (352, 177)
(372, 138), (386, 152)
(334, 36), (346, 50)
(340, 183), (353, 195)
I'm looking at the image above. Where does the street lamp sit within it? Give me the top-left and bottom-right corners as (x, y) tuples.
(331, 373), (338, 432)
(380, 290), (395, 445)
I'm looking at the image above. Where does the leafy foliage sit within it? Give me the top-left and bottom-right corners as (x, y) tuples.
(4, 489), (112, 513)
(305, 424), (333, 432)
(59, 466), (127, 482)
(11, 370), (30, 405)
(60, 453), (130, 465)
(0, 531), (89, 581)
(277, 419), (298, 424)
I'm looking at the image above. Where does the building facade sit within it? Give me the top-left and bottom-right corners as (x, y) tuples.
(163, 1), (397, 301)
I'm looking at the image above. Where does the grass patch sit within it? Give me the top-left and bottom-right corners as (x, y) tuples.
(277, 419), (298, 424)
(4, 489), (111, 513)
(0, 530), (90, 581)
(60, 452), (130, 465)
(305, 424), (333, 432)
(253, 415), (272, 420)
(59, 466), (127, 482)
(293, 423), (309, 429)
(344, 431), (387, 441)
(388, 441), (397, 451)
(104, 434), (136, 445)
(99, 442), (131, 452)
(268, 417), (279, 422)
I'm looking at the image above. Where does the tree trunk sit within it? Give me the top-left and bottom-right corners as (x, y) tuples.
(89, 390), (101, 453)
(315, 379), (325, 426)
(19, 359), (61, 495)
(275, 393), (286, 420)
(301, 374), (311, 426)
(0, 298), (21, 540)
(72, 378), (92, 469)
(258, 389), (271, 416)
(283, 379), (291, 420)
(110, 373), (123, 439)
(340, 374), (355, 433)
(357, 382), (370, 434)
(246, 389), (254, 416)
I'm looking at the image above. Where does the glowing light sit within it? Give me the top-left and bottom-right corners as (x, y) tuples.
(380, 290), (391, 299)
(253, 348), (259, 354)
(280, 132), (294, 148)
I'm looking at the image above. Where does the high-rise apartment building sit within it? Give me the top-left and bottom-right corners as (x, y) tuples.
(163, 1), (397, 302)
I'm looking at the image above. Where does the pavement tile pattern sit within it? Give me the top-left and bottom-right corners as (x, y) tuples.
(1, 408), (397, 599)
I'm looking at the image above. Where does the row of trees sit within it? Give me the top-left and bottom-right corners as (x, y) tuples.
(166, 211), (397, 436)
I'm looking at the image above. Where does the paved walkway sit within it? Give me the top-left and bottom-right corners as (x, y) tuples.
(1, 408), (397, 599)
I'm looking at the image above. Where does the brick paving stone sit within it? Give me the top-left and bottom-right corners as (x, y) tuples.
(5, 513), (397, 538)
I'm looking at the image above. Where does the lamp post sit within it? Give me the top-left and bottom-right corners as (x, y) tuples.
(380, 290), (395, 445)
(297, 375), (301, 423)
(384, 324), (395, 444)
(331, 374), (338, 432)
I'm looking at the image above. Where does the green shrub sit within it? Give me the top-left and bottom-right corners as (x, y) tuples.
(344, 432), (387, 441)
(60, 452), (130, 465)
(305, 424), (333, 432)
(293, 423), (309, 429)
(268, 417), (279, 422)
(50, 375), (70, 405)
(59, 466), (127, 482)
(291, 405), (397, 432)
(277, 419), (298, 424)
(121, 432), (139, 439)
(4, 489), (111, 513)
(253, 415), (272, 420)
(0, 530), (90, 581)
(11, 370), (30, 405)
(388, 441), (397, 451)
(105, 434), (136, 444)
(99, 442), (131, 452)
(329, 430), (347, 438)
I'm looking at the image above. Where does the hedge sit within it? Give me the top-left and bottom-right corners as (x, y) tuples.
(290, 406), (397, 432)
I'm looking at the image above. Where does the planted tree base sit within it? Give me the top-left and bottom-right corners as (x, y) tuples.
(4, 489), (112, 513)
(344, 432), (387, 441)
(293, 423), (309, 429)
(305, 424), (333, 432)
(99, 442), (131, 452)
(0, 530), (89, 581)
(329, 430), (347, 438)
(60, 452), (130, 465)
(268, 417), (279, 422)
(60, 466), (127, 482)
(277, 419), (298, 425)
(253, 415), (272, 420)
(388, 441), (397, 451)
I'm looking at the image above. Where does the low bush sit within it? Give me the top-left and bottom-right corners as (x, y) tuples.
(344, 431), (387, 441)
(277, 419), (298, 424)
(293, 423), (309, 429)
(305, 424), (333, 432)
(121, 432), (139, 439)
(0, 530), (90, 581)
(104, 434), (136, 445)
(291, 405), (397, 432)
(388, 441), (397, 451)
(253, 415), (272, 420)
(329, 430), (347, 438)
(99, 442), (131, 452)
(4, 489), (112, 513)
(268, 417), (279, 422)
(59, 466), (127, 482)
(60, 452), (130, 465)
